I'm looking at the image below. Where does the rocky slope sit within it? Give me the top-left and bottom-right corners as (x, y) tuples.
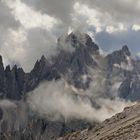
(58, 103), (140, 140)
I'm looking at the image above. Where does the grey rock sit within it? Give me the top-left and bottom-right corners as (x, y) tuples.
(58, 103), (140, 140)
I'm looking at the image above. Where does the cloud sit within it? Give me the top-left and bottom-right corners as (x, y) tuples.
(21, 0), (75, 26)
(132, 24), (140, 31)
(0, 100), (17, 108)
(0, 0), (62, 72)
(0, 0), (20, 55)
(4, 0), (58, 31)
(21, 0), (140, 33)
(28, 79), (134, 122)
(0, 0), (140, 71)
(0, 100), (28, 132)
(0, 0), (75, 72)
(0, 27), (58, 72)
(79, 0), (140, 27)
(0, 1), (19, 29)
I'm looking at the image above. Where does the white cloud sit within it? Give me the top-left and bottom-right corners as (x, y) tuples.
(0, 0), (140, 71)
(0, 28), (27, 66)
(106, 24), (126, 33)
(28, 80), (134, 122)
(0, 27), (58, 72)
(73, 2), (102, 33)
(73, 2), (130, 33)
(4, 0), (58, 31)
(136, 52), (140, 58)
(3, 0), (140, 35)
(0, 0), (60, 71)
(21, 0), (140, 34)
(132, 24), (140, 31)
(22, 0), (75, 25)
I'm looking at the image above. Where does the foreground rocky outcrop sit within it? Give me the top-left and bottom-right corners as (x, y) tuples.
(58, 103), (140, 140)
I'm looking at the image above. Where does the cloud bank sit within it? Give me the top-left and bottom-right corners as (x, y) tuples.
(28, 80), (134, 122)
(0, 0), (140, 71)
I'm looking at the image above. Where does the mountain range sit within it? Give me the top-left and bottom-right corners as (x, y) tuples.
(0, 32), (140, 101)
(0, 32), (139, 139)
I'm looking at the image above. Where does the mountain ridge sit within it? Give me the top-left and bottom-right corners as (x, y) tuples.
(0, 32), (139, 101)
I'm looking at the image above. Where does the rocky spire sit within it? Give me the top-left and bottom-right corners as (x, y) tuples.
(0, 55), (4, 96)
(106, 45), (132, 71)
(122, 45), (131, 56)
(0, 55), (4, 72)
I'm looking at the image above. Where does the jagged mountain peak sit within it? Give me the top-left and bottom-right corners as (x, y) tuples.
(67, 32), (98, 48)
(58, 32), (99, 55)
(108, 45), (131, 57)
(40, 55), (47, 62)
(106, 45), (132, 71)
(12, 65), (18, 71)
(122, 45), (131, 56)
(5, 65), (11, 72)
(0, 55), (4, 72)
(0, 55), (2, 63)
(33, 55), (50, 69)
(67, 32), (92, 43)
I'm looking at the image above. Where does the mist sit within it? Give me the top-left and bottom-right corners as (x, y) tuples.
(27, 79), (134, 122)
(0, 100), (28, 132)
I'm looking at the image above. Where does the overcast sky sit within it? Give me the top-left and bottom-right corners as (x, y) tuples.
(0, 0), (140, 71)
